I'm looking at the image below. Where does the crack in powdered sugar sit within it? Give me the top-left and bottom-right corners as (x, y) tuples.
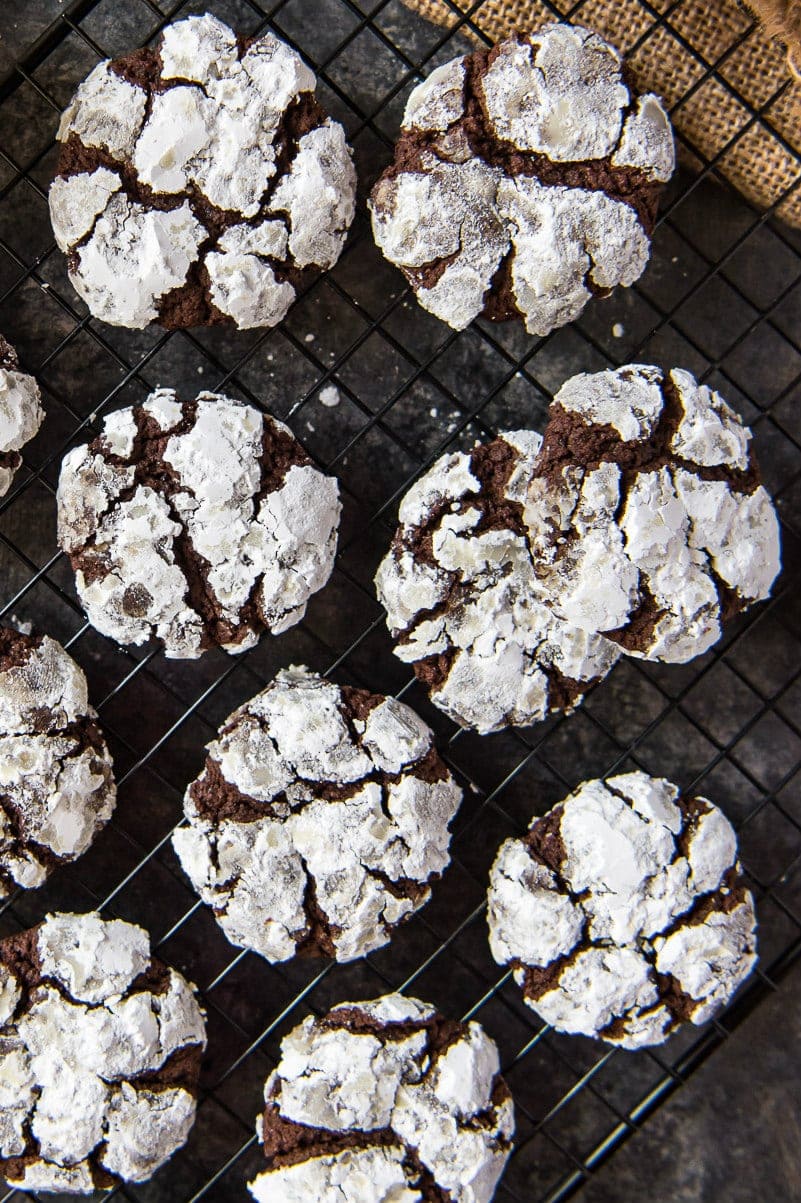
(487, 771), (757, 1048)
(249, 994), (514, 1203)
(369, 23), (674, 335)
(171, 667), (462, 963)
(0, 912), (206, 1192)
(48, 13), (356, 330)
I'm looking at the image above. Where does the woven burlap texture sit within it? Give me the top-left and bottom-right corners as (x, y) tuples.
(400, 0), (801, 227)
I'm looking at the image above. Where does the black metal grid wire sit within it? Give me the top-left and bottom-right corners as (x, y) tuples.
(0, 0), (800, 1199)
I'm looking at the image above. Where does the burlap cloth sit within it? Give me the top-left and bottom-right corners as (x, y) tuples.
(399, 0), (801, 227)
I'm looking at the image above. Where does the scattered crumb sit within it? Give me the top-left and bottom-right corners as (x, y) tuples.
(612, 322), (625, 338)
(429, 407), (438, 418)
(319, 384), (340, 408)
(197, 365), (204, 374)
(305, 333), (315, 343)
(10, 615), (33, 635)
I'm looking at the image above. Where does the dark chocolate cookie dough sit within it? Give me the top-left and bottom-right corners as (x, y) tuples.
(172, 667), (462, 962)
(249, 994), (514, 1202)
(0, 627), (115, 897)
(48, 12), (356, 329)
(370, 23), (674, 334)
(374, 430), (620, 734)
(0, 912), (206, 1192)
(0, 334), (43, 498)
(56, 389), (341, 659)
(524, 364), (781, 662)
(488, 772), (757, 1047)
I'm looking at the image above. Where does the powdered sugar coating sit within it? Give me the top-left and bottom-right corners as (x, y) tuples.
(249, 994), (514, 1202)
(480, 25), (628, 161)
(172, 667), (462, 963)
(525, 365), (782, 662)
(0, 340), (44, 498)
(375, 431), (620, 734)
(0, 911), (206, 1191)
(56, 389), (340, 659)
(49, 13), (356, 330)
(0, 630), (115, 897)
(487, 772), (757, 1048)
(370, 24), (673, 335)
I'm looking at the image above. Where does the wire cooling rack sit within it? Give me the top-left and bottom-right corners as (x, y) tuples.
(0, 0), (800, 1199)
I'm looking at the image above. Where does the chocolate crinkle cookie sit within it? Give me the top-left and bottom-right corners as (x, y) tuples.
(0, 335), (44, 498)
(249, 993), (514, 1202)
(369, 23), (673, 335)
(48, 12), (356, 330)
(172, 667), (461, 963)
(56, 389), (340, 659)
(525, 364), (781, 662)
(487, 772), (757, 1048)
(0, 627), (115, 897)
(0, 911), (206, 1193)
(375, 430), (620, 734)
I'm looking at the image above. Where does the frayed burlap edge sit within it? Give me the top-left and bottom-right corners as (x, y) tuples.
(399, 0), (801, 227)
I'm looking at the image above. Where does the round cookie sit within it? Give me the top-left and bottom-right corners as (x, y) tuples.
(374, 431), (620, 734)
(525, 364), (782, 662)
(0, 911), (206, 1192)
(249, 993), (514, 1202)
(0, 335), (44, 498)
(56, 389), (341, 659)
(487, 772), (757, 1048)
(172, 667), (462, 962)
(49, 12), (356, 330)
(0, 627), (116, 897)
(369, 24), (673, 334)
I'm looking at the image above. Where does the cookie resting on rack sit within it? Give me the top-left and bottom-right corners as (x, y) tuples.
(370, 23), (673, 334)
(0, 912), (206, 1193)
(172, 667), (462, 962)
(48, 12), (356, 330)
(487, 771), (757, 1048)
(248, 993), (514, 1203)
(0, 335), (43, 498)
(0, 626), (115, 897)
(56, 389), (340, 659)
(374, 430), (620, 734)
(524, 364), (781, 662)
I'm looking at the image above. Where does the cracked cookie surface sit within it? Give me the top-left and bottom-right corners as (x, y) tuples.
(374, 430), (620, 734)
(172, 667), (462, 962)
(249, 993), (514, 1202)
(56, 389), (341, 659)
(0, 627), (115, 897)
(369, 23), (673, 334)
(487, 771), (757, 1048)
(0, 335), (44, 498)
(0, 911), (206, 1192)
(525, 364), (781, 662)
(48, 12), (356, 330)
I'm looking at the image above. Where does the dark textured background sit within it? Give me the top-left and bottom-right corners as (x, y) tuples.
(0, 1), (799, 1201)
